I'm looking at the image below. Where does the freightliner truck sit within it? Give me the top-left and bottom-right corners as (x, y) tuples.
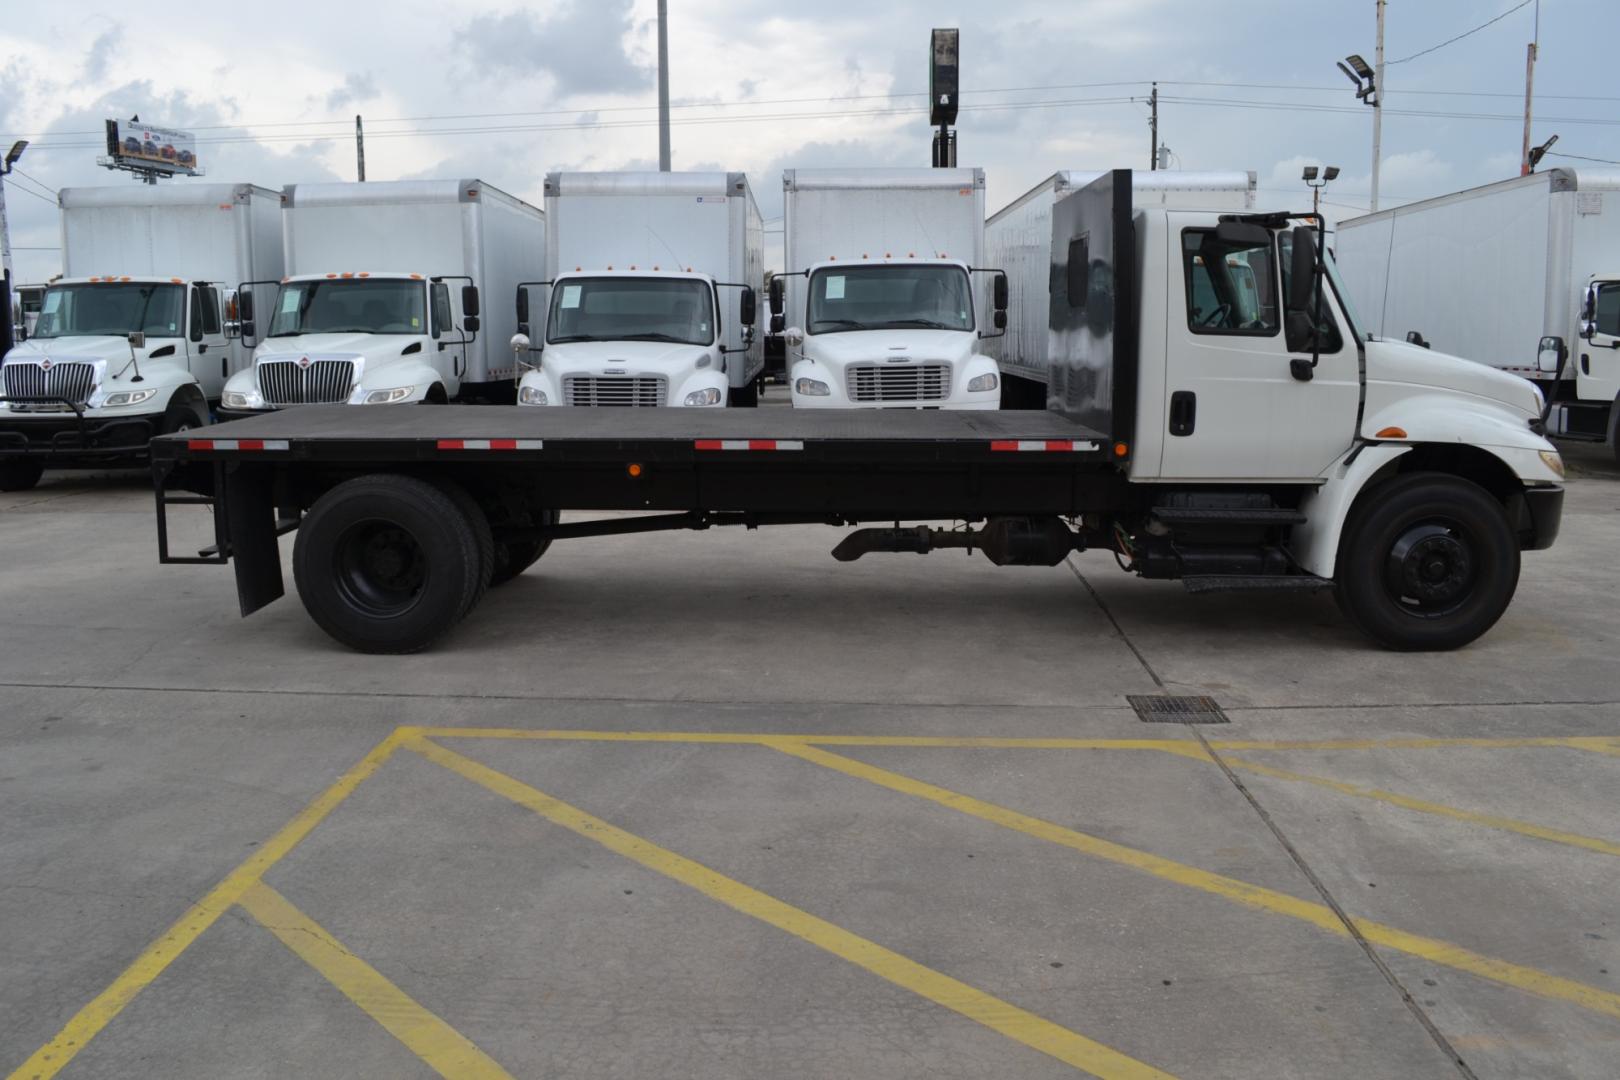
(515, 171), (763, 408)
(1, 184), (284, 490)
(1335, 168), (1620, 461)
(151, 172), (1565, 655)
(220, 179), (544, 418)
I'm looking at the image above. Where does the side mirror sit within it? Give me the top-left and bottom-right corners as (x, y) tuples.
(238, 290), (255, 322)
(241, 320), (256, 341)
(993, 271), (1008, 312)
(1538, 335), (1567, 373)
(1286, 226), (1317, 314)
(784, 326), (804, 347)
(742, 325), (755, 346)
(739, 285), (757, 327)
(464, 315), (481, 334)
(768, 276), (784, 316)
(516, 287), (529, 324)
(128, 331), (146, 349)
(461, 284), (480, 318)
(769, 313), (785, 335)
(510, 332), (531, 355)
(993, 310), (1007, 330)
(1405, 330), (1430, 349)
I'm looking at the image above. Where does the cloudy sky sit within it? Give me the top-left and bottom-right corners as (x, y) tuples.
(2, 0), (1614, 284)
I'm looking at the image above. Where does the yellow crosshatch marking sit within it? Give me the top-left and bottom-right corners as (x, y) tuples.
(9, 724), (1619, 1080)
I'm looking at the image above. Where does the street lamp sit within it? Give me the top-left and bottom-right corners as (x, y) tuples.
(1303, 165), (1341, 217)
(1527, 134), (1559, 173)
(0, 139), (29, 356)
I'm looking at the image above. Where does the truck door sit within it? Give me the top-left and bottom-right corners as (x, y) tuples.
(188, 284), (230, 399)
(431, 281), (465, 395)
(1156, 224), (1360, 480)
(1580, 279), (1620, 407)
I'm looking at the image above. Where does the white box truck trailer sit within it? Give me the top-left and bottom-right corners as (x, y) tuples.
(771, 168), (1004, 409)
(219, 179), (544, 418)
(1336, 168), (1620, 459)
(0, 183), (283, 490)
(987, 170), (1257, 406)
(514, 171), (763, 408)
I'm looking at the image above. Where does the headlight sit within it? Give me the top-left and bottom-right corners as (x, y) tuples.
(518, 386), (548, 405)
(967, 373), (999, 392)
(683, 387), (723, 406)
(362, 386), (415, 404)
(795, 377), (830, 397)
(221, 390), (257, 410)
(102, 389), (158, 407)
(1539, 449), (1565, 479)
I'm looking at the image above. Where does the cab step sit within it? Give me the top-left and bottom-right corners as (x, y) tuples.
(1181, 574), (1333, 593)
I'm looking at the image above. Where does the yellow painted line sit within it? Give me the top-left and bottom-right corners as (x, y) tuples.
(1209, 736), (1620, 753)
(238, 882), (512, 1080)
(410, 727), (1210, 756)
(8, 731), (406, 1080)
(768, 741), (1620, 1023)
(407, 735), (1177, 1080)
(1224, 756), (1620, 859)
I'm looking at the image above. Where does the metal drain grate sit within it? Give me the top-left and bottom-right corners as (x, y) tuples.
(1127, 695), (1229, 724)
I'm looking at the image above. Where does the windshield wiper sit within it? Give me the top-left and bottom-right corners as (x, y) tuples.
(617, 332), (689, 343)
(547, 335), (597, 344)
(877, 319), (956, 330)
(811, 319), (864, 331)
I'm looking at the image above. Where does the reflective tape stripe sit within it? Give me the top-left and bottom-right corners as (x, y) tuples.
(436, 439), (545, 451)
(694, 439), (805, 451)
(989, 439), (1096, 452)
(185, 439), (290, 452)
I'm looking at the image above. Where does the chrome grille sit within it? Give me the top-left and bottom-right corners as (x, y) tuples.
(258, 359), (355, 405)
(847, 363), (950, 403)
(3, 362), (97, 405)
(563, 375), (667, 407)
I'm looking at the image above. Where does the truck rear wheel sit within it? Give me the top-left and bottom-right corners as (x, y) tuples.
(434, 479), (494, 617)
(1335, 472), (1519, 651)
(292, 474), (483, 653)
(0, 460), (44, 492)
(489, 510), (558, 587)
(729, 377), (760, 407)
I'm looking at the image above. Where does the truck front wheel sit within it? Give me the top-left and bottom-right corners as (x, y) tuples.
(1335, 472), (1519, 651)
(292, 474), (484, 653)
(0, 460), (45, 492)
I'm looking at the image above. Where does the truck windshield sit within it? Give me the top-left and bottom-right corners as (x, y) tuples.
(807, 265), (974, 334)
(268, 279), (427, 336)
(31, 283), (185, 339)
(547, 277), (715, 346)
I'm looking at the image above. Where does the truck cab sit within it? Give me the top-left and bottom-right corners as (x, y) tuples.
(219, 272), (479, 416)
(1, 275), (229, 489)
(514, 270), (744, 407)
(778, 258), (1004, 409)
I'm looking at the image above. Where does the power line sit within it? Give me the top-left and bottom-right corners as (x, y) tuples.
(1159, 79), (1617, 103)
(1547, 151), (1620, 166)
(3, 177), (59, 207)
(1388, 0), (1535, 65)
(1159, 94), (1620, 128)
(11, 167), (57, 196)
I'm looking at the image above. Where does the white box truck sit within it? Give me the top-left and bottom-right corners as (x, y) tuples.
(220, 179), (544, 418)
(987, 170), (1257, 406)
(771, 168), (1005, 409)
(514, 171), (762, 408)
(1336, 167), (1620, 459)
(0, 183), (283, 490)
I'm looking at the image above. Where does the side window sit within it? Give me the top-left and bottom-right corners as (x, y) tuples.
(199, 286), (222, 335)
(1065, 236), (1088, 308)
(1277, 231), (1344, 354)
(431, 283), (452, 340)
(1182, 230), (1278, 335)
(1594, 283), (1620, 338)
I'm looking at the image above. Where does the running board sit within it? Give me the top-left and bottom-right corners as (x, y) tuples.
(1181, 575), (1333, 593)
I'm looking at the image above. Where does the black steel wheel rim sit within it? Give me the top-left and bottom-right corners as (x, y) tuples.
(1383, 520), (1475, 618)
(333, 518), (429, 618)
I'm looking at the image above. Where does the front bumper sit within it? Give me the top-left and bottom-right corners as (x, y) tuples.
(0, 400), (163, 460)
(1518, 484), (1564, 551)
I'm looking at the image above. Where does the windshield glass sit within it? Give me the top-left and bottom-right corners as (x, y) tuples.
(268, 279), (427, 336)
(1322, 249), (1370, 343)
(32, 283), (184, 339)
(547, 277), (714, 345)
(807, 265), (974, 334)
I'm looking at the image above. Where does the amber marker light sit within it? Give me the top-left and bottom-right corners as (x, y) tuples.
(1114, 442), (1129, 458)
(627, 463), (644, 478)
(1375, 426), (1408, 439)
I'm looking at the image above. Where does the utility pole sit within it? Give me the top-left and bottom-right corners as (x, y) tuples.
(1372, 0), (1385, 211)
(1149, 83), (1159, 171)
(355, 115), (366, 182)
(1520, 0), (1540, 175)
(657, 0), (671, 171)
(0, 141), (26, 357)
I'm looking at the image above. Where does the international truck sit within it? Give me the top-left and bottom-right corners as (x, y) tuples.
(1335, 167), (1620, 460)
(987, 170), (1258, 407)
(771, 168), (1005, 409)
(0, 183), (283, 491)
(514, 171), (763, 408)
(150, 171), (1564, 656)
(219, 179), (544, 419)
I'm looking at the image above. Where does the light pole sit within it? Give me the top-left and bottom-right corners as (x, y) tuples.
(1337, 51), (1380, 212)
(1302, 165), (1340, 217)
(1, 139), (30, 357)
(656, 0), (670, 170)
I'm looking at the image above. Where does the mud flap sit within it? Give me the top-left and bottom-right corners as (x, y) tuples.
(225, 463), (285, 616)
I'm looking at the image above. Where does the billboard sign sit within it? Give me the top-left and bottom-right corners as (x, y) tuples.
(103, 119), (200, 175)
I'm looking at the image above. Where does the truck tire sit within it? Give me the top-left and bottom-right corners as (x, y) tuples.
(0, 460), (45, 492)
(1334, 472), (1519, 651)
(292, 474), (483, 654)
(489, 509), (558, 587)
(161, 394), (209, 434)
(434, 479), (495, 618)
(729, 377), (760, 407)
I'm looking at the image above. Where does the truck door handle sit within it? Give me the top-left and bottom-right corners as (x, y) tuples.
(197, 344), (208, 353)
(1169, 391), (1196, 437)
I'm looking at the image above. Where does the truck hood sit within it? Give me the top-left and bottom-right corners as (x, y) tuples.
(1365, 338), (1541, 418)
(257, 332), (423, 364)
(802, 327), (978, 366)
(5, 336), (178, 366)
(544, 339), (713, 370)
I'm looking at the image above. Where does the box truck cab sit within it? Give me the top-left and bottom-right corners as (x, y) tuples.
(514, 172), (762, 408)
(221, 270), (483, 414)
(218, 179), (544, 417)
(0, 184), (282, 491)
(774, 168), (1005, 410)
